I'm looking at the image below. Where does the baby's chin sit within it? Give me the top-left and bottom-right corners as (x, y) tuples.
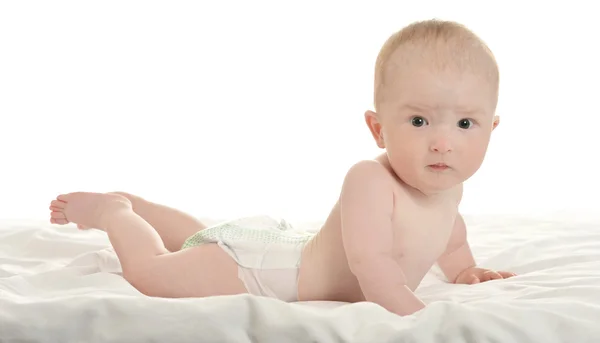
(399, 172), (464, 196)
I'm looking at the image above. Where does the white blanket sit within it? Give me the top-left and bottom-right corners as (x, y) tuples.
(1, 214), (600, 342)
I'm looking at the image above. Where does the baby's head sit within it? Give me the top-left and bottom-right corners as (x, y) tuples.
(365, 19), (500, 195)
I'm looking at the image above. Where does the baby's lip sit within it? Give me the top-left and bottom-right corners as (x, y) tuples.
(427, 163), (450, 170)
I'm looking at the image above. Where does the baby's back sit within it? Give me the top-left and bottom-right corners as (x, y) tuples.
(297, 157), (459, 302)
(297, 201), (365, 302)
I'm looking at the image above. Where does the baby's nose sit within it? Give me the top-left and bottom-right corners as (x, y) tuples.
(430, 138), (452, 153)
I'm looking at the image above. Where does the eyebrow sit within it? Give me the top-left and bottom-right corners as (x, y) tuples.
(399, 104), (436, 112)
(398, 103), (484, 116)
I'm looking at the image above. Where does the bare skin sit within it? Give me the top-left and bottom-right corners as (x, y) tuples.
(298, 155), (514, 316)
(49, 20), (517, 317)
(49, 152), (513, 316)
(50, 192), (248, 298)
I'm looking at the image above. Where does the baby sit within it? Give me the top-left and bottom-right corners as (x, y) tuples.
(49, 19), (515, 316)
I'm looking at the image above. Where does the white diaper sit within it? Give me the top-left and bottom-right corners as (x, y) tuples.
(181, 216), (314, 302)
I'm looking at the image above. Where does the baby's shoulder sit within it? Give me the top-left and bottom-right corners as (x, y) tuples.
(342, 159), (394, 185)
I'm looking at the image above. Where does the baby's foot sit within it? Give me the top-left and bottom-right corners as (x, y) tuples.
(49, 192), (132, 231)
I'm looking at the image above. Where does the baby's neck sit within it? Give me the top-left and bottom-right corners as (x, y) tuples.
(406, 182), (460, 205)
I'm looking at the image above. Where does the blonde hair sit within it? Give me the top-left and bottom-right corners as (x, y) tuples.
(373, 19), (499, 111)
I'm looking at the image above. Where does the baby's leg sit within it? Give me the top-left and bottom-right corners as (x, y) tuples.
(110, 192), (206, 252)
(50, 192), (247, 297)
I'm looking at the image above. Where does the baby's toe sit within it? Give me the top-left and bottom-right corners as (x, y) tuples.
(50, 200), (66, 209)
(51, 217), (69, 225)
(51, 211), (66, 219)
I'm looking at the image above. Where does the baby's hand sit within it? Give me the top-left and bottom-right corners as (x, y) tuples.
(454, 267), (516, 284)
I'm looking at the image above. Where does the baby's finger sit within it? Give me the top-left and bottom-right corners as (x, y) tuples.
(482, 270), (503, 281)
(498, 271), (517, 278)
(470, 275), (480, 284)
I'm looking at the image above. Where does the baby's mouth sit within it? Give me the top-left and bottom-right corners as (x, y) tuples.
(428, 163), (449, 171)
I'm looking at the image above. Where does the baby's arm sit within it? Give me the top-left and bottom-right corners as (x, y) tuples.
(340, 161), (426, 316)
(438, 214), (516, 283)
(436, 213), (477, 283)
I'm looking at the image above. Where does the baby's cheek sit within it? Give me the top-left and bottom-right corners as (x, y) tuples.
(462, 146), (488, 171)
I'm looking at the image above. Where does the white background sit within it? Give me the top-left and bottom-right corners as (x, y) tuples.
(1, 1), (598, 222)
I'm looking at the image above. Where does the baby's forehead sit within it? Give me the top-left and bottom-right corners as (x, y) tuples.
(373, 21), (499, 111)
(384, 40), (496, 83)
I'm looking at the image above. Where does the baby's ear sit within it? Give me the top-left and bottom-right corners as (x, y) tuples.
(492, 115), (500, 130)
(364, 110), (385, 149)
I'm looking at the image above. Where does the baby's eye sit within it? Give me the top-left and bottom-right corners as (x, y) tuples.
(411, 116), (428, 127)
(457, 118), (473, 129)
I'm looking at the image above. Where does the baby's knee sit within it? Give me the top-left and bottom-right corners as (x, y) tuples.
(110, 191), (143, 208)
(110, 191), (134, 200)
(123, 258), (194, 298)
(121, 263), (158, 296)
